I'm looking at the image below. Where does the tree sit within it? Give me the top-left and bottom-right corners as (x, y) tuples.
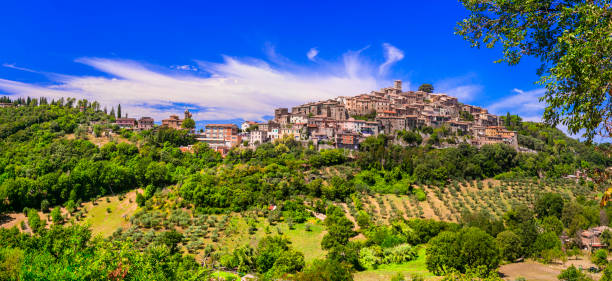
(534, 232), (563, 263)
(541, 216), (564, 236)
(418, 84), (434, 93)
(495, 230), (523, 262)
(321, 205), (356, 251)
(592, 249), (608, 269)
(50, 207), (63, 224)
(181, 117), (195, 129)
(0, 247), (24, 281)
(157, 229), (183, 254)
(294, 259), (353, 281)
(117, 104), (122, 119)
(426, 228), (499, 275)
(558, 265), (593, 281)
(427, 231), (460, 275)
(601, 265), (612, 281)
(535, 193), (564, 219)
(26, 208), (45, 233)
(457, 1), (612, 141)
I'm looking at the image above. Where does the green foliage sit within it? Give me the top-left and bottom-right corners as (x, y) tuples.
(26, 208), (45, 233)
(459, 111), (474, 122)
(418, 84), (434, 93)
(592, 249), (608, 269)
(310, 149), (346, 168)
(461, 210), (504, 237)
(535, 193), (564, 219)
(558, 265), (594, 281)
(457, 1), (612, 140)
(426, 227), (499, 276)
(322, 205), (356, 251)
(282, 200), (311, 223)
(294, 259), (353, 281)
(50, 207), (63, 224)
(0, 247), (23, 281)
(495, 230), (523, 262)
(181, 117), (195, 129)
(351, 111), (377, 121)
(0, 224), (208, 280)
(533, 232), (562, 262)
(358, 244), (418, 269)
(157, 230), (183, 254)
(541, 216), (564, 236)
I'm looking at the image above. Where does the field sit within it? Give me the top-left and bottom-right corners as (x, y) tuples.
(80, 190), (140, 237)
(0, 176), (597, 281)
(354, 247), (434, 281)
(343, 178), (591, 224)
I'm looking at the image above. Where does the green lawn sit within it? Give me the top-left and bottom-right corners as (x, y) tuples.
(354, 247), (436, 281)
(282, 219), (327, 262)
(216, 216), (326, 263)
(82, 193), (138, 237)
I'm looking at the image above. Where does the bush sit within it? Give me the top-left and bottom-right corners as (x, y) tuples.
(413, 188), (426, 201)
(51, 207), (63, 224)
(40, 200), (50, 213)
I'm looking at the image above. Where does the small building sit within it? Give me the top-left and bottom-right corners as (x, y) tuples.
(162, 110), (192, 129)
(205, 124), (239, 139)
(335, 131), (360, 150)
(138, 117), (155, 130)
(579, 226), (612, 251)
(241, 121), (258, 131)
(162, 115), (183, 129)
(115, 118), (137, 129)
(249, 130), (268, 145)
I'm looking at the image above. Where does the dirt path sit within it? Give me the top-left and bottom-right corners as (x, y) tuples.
(499, 258), (600, 281)
(422, 187), (453, 221)
(338, 203), (358, 229)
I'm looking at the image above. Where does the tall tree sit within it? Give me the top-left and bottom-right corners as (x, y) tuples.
(117, 104), (122, 119)
(182, 118), (196, 129)
(505, 112), (511, 127)
(418, 83), (434, 93)
(457, 1), (612, 141)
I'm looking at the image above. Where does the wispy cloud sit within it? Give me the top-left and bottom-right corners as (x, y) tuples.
(487, 88), (546, 121)
(307, 48), (319, 61)
(3, 63), (38, 73)
(0, 50), (393, 121)
(435, 74), (482, 103)
(170, 65), (198, 71)
(378, 43), (404, 75)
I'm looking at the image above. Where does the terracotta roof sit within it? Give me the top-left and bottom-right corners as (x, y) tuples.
(206, 124), (238, 128)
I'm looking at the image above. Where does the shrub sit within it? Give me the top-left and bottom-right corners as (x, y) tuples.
(413, 188), (426, 201)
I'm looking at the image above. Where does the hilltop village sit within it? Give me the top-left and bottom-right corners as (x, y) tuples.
(113, 80), (518, 154)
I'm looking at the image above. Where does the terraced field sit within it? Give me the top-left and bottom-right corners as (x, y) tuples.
(341, 178), (592, 223)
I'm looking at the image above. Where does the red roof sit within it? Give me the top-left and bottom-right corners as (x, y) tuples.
(206, 124), (237, 128)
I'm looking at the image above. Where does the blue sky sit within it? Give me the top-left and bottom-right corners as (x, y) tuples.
(0, 0), (547, 125)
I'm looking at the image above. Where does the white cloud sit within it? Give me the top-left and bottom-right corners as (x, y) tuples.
(171, 65), (198, 71)
(378, 43), (404, 75)
(435, 74), (482, 103)
(3, 63), (38, 73)
(307, 48), (319, 61)
(487, 88), (546, 117)
(0, 53), (386, 122)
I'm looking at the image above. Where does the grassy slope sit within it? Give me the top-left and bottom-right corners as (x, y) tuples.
(81, 190), (139, 237)
(354, 247), (434, 281)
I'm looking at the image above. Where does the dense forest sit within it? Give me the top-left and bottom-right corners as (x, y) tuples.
(0, 97), (611, 280)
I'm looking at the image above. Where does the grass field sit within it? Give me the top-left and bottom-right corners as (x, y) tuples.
(81, 190), (139, 237)
(213, 216), (327, 262)
(354, 247), (435, 281)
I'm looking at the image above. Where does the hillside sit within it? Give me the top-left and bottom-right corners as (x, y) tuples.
(0, 98), (611, 281)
